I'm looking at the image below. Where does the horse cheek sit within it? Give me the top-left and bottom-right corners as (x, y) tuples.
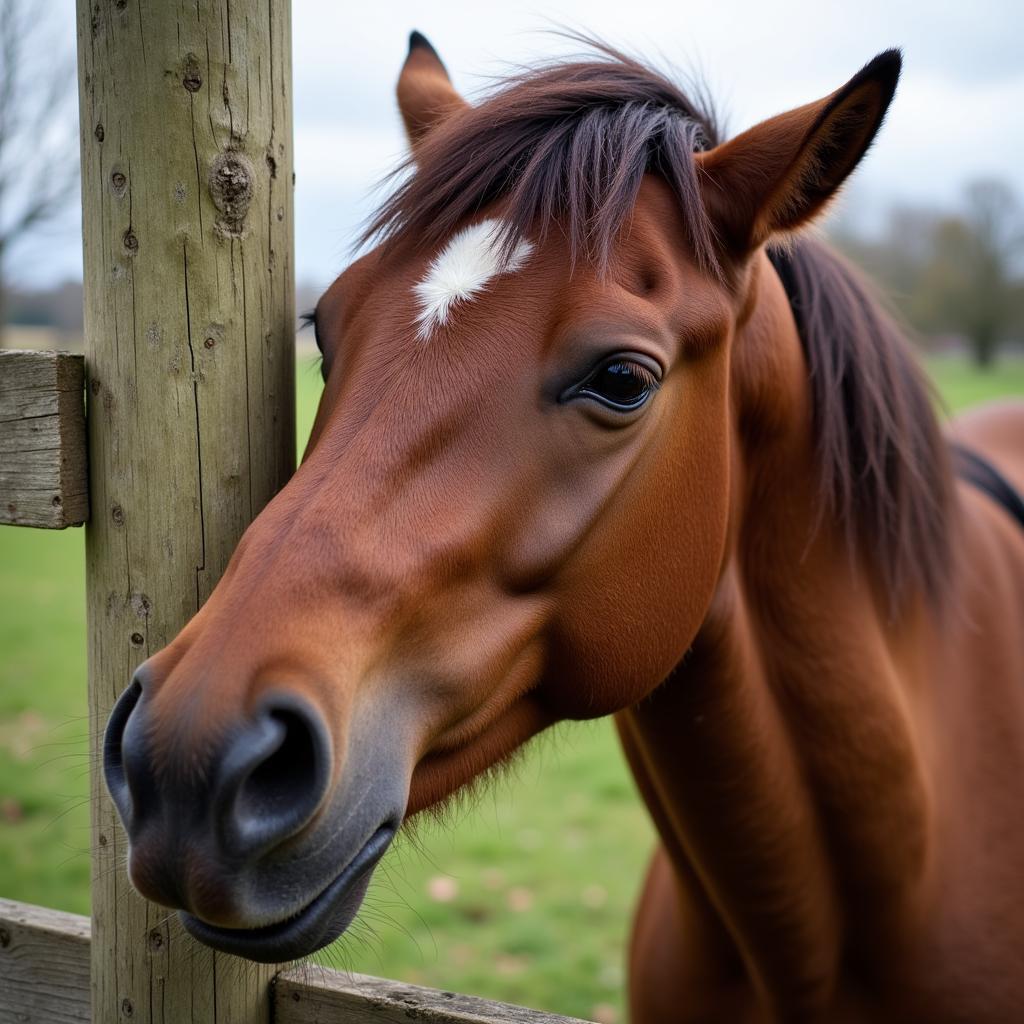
(546, 360), (731, 717)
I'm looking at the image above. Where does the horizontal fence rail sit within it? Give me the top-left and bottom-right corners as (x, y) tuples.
(0, 898), (90, 1023)
(0, 350), (88, 529)
(0, 899), (592, 1024)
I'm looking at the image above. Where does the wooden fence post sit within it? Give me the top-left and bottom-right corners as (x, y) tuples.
(75, 3), (294, 1020)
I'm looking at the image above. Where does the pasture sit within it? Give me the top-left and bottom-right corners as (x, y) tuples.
(1, 353), (1021, 1023)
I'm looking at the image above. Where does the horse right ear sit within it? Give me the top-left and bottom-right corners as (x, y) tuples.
(697, 50), (901, 255)
(396, 31), (467, 152)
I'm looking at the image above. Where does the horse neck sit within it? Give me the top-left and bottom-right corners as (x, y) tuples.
(620, 255), (932, 1011)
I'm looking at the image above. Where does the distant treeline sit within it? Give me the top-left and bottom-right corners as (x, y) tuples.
(5, 280), (84, 333)
(831, 179), (1024, 365)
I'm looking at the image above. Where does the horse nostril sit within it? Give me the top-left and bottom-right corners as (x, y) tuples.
(103, 677), (144, 830)
(217, 695), (332, 860)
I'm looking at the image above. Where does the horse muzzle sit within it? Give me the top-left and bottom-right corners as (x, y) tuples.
(103, 673), (407, 961)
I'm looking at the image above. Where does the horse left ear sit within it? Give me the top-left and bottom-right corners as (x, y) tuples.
(697, 50), (901, 254)
(396, 31), (468, 152)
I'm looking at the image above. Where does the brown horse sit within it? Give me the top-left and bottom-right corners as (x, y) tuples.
(104, 34), (1024, 1022)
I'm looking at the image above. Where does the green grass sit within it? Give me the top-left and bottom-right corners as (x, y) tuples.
(0, 354), (1021, 1022)
(927, 356), (1024, 413)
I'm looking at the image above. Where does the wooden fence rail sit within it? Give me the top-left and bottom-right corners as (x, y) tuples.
(0, 350), (88, 529)
(0, 899), (589, 1024)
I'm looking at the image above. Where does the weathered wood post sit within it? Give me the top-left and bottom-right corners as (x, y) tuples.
(76, 3), (294, 1021)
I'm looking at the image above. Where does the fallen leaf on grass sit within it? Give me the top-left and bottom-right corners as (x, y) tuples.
(426, 875), (459, 902)
(506, 886), (534, 912)
(591, 1003), (618, 1024)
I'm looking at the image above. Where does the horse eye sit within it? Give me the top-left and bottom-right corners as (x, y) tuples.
(571, 358), (660, 412)
(300, 311), (319, 343)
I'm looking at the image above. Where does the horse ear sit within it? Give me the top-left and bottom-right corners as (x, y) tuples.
(397, 31), (467, 151)
(697, 50), (901, 254)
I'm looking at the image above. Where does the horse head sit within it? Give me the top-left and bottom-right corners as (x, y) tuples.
(103, 34), (902, 962)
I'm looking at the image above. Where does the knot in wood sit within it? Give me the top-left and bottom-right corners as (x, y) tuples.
(209, 152), (254, 237)
(182, 54), (202, 93)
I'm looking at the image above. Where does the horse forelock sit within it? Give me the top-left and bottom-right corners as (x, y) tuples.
(365, 40), (721, 279)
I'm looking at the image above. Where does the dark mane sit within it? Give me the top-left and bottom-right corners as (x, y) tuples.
(769, 240), (952, 601)
(366, 42), (722, 275)
(369, 46), (952, 603)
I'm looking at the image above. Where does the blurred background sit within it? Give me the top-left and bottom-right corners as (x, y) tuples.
(1, 2), (1022, 1021)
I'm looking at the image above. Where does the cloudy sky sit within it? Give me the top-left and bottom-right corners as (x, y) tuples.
(11, 0), (1024, 288)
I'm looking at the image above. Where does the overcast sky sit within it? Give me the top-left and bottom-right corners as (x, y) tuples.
(11, 0), (1024, 289)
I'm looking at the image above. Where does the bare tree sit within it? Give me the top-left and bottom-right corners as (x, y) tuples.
(0, 0), (78, 344)
(957, 180), (1023, 364)
(906, 181), (1024, 365)
(834, 180), (1024, 365)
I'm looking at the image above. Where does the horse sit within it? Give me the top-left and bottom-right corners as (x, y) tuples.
(103, 33), (1024, 1023)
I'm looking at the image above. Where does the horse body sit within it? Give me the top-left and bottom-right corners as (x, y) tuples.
(101, 33), (1024, 1022)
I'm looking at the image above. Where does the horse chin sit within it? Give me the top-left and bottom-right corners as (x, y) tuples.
(178, 822), (395, 963)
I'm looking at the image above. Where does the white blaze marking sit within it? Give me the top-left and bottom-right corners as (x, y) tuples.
(413, 219), (533, 339)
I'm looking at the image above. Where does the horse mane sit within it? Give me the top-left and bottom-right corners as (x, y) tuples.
(769, 240), (953, 602)
(368, 44), (953, 604)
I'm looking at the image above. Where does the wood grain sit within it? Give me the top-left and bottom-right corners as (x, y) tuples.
(0, 899), (90, 1023)
(0, 350), (88, 528)
(76, 1), (295, 1021)
(278, 967), (595, 1023)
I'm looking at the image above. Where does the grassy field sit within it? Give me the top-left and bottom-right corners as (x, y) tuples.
(1, 354), (1021, 1022)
